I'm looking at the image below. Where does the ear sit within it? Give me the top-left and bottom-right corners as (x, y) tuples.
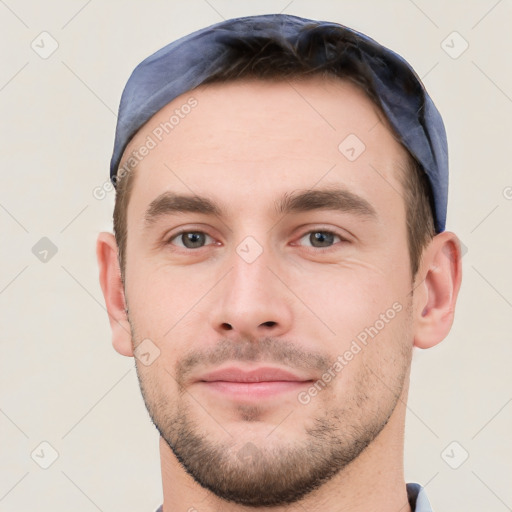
(96, 232), (133, 357)
(413, 231), (463, 349)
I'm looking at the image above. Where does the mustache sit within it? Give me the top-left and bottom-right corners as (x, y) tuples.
(174, 336), (331, 386)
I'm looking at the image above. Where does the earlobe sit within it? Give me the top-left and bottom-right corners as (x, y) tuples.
(96, 232), (134, 357)
(413, 231), (463, 349)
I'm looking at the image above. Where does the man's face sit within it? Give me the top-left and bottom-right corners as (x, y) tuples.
(121, 77), (415, 507)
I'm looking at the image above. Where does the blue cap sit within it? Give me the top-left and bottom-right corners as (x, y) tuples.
(110, 14), (448, 232)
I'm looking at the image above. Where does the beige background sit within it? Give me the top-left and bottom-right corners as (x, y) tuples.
(1, 0), (511, 511)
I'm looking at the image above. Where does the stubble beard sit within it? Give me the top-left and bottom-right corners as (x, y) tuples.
(130, 304), (413, 507)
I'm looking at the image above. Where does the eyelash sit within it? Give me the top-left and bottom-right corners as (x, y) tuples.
(166, 230), (216, 249)
(295, 230), (347, 250)
(165, 228), (348, 251)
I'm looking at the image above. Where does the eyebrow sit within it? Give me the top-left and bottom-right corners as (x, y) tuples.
(275, 187), (377, 218)
(143, 187), (377, 226)
(144, 193), (221, 225)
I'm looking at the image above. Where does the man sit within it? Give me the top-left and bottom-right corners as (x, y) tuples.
(97, 14), (462, 512)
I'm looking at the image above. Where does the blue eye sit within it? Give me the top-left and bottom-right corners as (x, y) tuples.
(169, 231), (213, 249)
(299, 230), (342, 248)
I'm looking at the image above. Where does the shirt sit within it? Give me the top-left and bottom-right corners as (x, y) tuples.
(154, 482), (433, 511)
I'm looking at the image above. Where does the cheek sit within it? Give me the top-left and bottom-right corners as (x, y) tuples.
(289, 262), (411, 389)
(315, 297), (411, 409)
(125, 263), (198, 337)
(290, 263), (406, 337)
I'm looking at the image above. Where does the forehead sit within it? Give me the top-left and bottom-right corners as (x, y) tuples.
(121, 76), (409, 226)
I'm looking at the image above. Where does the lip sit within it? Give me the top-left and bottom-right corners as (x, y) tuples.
(197, 366), (311, 383)
(196, 366), (313, 400)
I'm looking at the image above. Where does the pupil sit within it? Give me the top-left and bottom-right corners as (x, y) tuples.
(311, 231), (333, 247)
(184, 232), (205, 248)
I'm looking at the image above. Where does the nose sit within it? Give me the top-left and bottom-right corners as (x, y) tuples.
(210, 242), (293, 341)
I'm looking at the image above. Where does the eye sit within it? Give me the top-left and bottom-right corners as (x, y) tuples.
(297, 230), (344, 248)
(168, 231), (214, 249)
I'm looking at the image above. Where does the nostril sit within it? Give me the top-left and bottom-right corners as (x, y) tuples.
(221, 322), (233, 330)
(261, 321), (277, 327)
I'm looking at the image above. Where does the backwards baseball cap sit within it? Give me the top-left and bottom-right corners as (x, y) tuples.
(110, 13), (448, 232)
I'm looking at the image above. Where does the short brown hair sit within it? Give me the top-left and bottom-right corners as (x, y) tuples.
(113, 32), (435, 282)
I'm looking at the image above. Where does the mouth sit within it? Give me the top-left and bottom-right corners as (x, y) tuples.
(196, 365), (314, 400)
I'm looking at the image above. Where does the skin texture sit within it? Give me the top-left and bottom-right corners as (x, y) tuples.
(97, 76), (462, 511)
